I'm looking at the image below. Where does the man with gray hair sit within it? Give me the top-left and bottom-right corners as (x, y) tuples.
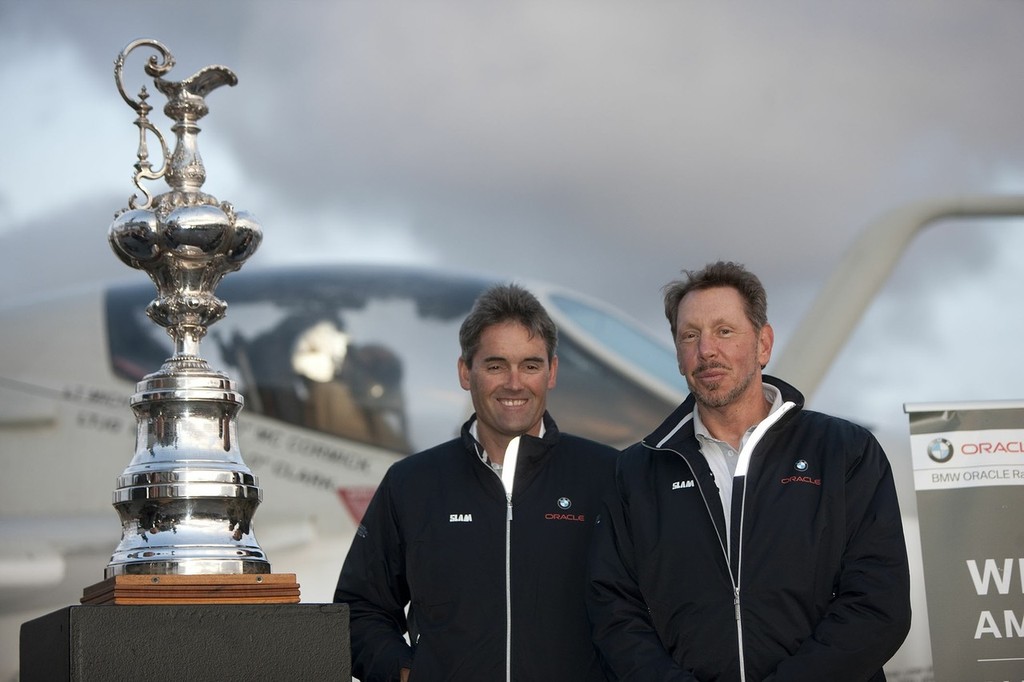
(587, 261), (911, 681)
(336, 283), (616, 681)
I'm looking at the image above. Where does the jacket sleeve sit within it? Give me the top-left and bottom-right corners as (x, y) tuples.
(586, 459), (700, 682)
(767, 432), (912, 681)
(334, 469), (415, 682)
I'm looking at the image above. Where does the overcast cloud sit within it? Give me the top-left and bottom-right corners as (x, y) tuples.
(2, 0), (1024, 441)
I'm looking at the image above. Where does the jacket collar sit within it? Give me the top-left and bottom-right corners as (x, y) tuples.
(644, 374), (804, 449)
(460, 411), (560, 463)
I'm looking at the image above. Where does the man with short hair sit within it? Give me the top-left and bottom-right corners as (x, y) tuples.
(336, 283), (616, 681)
(587, 261), (911, 681)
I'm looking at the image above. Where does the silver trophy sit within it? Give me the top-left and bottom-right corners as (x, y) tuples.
(105, 39), (268, 577)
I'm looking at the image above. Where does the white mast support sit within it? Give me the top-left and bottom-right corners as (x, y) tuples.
(772, 195), (1024, 402)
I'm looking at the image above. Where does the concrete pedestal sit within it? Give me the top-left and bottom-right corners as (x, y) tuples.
(20, 603), (349, 681)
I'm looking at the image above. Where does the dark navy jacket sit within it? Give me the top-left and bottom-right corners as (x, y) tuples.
(336, 412), (616, 681)
(587, 377), (911, 681)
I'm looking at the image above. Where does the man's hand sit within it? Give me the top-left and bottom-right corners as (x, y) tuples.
(400, 667), (410, 682)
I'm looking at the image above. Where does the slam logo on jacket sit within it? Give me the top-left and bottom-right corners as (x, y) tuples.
(449, 513), (473, 522)
(672, 479), (695, 490)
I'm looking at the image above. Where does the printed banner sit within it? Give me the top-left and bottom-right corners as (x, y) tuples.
(906, 401), (1024, 682)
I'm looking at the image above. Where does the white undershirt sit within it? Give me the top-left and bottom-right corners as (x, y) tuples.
(693, 384), (783, 542)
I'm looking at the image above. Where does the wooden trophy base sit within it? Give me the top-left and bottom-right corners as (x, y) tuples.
(81, 573), (301, 605)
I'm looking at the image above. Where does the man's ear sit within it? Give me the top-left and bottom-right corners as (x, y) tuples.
(758, 323), (774, 370)
(458, 356), (471, 390)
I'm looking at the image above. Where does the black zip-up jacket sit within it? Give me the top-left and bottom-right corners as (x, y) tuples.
(335, 412), (616, 681)
(587, 377), (911, 681)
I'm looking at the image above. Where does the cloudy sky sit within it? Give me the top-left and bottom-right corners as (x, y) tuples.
(2, 0), (1024, 442)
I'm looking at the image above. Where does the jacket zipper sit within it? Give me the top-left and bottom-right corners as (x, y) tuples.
(472, 432), (520, 682)
(734, 586), (745, 681)
(733, 401), (794, 675)
(505, 491), (513, 682)
(498, 437), (520, 682)
(483, 466), (514, 682)
(731, 401), (794, 682)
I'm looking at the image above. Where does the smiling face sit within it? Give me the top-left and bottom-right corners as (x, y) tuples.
(674, 286), (773, 410)
(458, 321), (558, 456)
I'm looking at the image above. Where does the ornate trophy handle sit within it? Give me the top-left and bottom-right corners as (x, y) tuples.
(114, 39), (175, 210)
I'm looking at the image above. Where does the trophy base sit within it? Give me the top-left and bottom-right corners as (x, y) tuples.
(80, 573), (300, 605)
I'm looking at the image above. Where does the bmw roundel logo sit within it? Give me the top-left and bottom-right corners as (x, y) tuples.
(927, 438), (955, 464)
(794, 460), (808, 472)
(557, 497), (571, 510)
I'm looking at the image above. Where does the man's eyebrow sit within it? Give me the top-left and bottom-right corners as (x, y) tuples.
(480, 355), (509, 364)
(479, 355), (546, 364)
(680, 317), (741, 329)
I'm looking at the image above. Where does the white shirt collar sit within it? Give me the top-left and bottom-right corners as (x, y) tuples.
(693, 382), (784, 445)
